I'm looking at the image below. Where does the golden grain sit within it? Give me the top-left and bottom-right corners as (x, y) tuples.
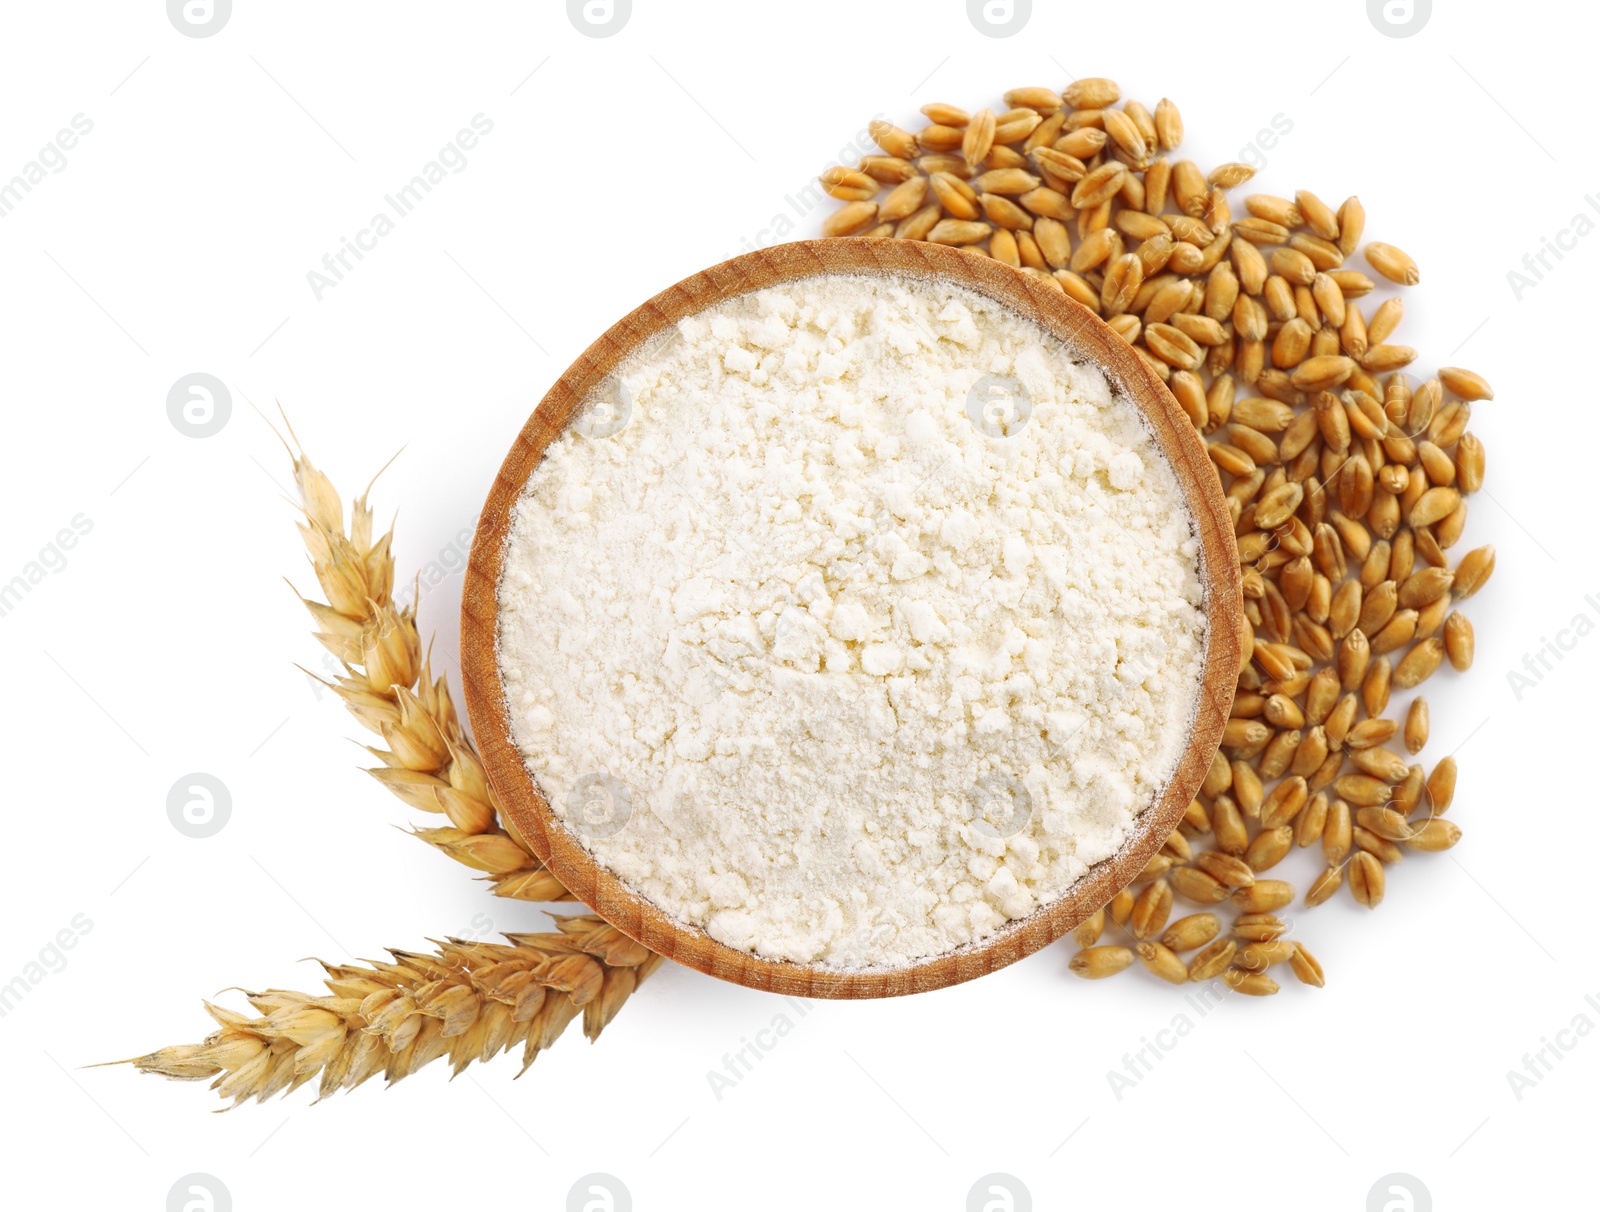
(927, 170), (980, 219)
(1296, 790), (1329, 849)
(877, 176), (929, 223)
(1063, 77), (1120, 108)
(1237, 940), (1297, 971)
(1136, 941), (1190, 984)
(1197, 851), (1258, 889)
(1292, 355), (1357, 392)
(1364, 242), (1420, 285)
(980, 192), (1036, 230)
(1353, 826), (1403, 864)
(1168, 863), (1229, 907)
(1439, 366), (1494, 400)
(1403, 697), (1430, 754)
(820, 166), (879, 201)
(822, 201), (878, 236)
(1349, 851), (1386, 908)
(1223, 968), (1279, 996)
(1245, 826), (1294, 872)
(1305, 865), (1343, 907)
(1441, 611), (1473, 671)
(1161, 913), (1223, 952)
(1230, 914), (1285, 943)
(894, 205), (942, 241)
(920, 102), (970, 126)
(1371, 610), (1417, 656)
(1405, 819), (1463, 852)
(1101, 108), (1147, 160)
(1232, 880), (1294, 913)
(1291, 232), (1345, 271)
(1130, 878), (1175, 939)
(1004, 86), (1062, 111)
(972, 167), (1042, 194)
(1184, 938), (1234, 982)
(857, 154), (916, 183)
(1426, 755), (1458, 814)
(1334, 773), (1393, 807)
(989, 228), (1020, 267)
(1260, 776), (1309, 830)
(1349, 744), (1409, 783)
(1344, 717), (1398, 750)
(1289, 942), (1326, 987)
(1141, 96), (1179, 149)
(1073, 908), (1106, 948)
(1071, 161), (1128, 208)
(1393, 638), (1445, 689)
(1102, 252), (1144, 314)
(1054, 128), (1108, 162)
(1070, 945), (1135, 979)
(1451, 545), (1495, 599)
(1212, 794), (1252, 857)
(927, 218), (992, 245)
(1109, 886), (1136, 928)
(962, 108), (997, 167)
(1356, 803), (1415, 843)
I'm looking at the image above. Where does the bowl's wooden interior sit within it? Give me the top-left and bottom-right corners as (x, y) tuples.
(460, 238), (1242, 999)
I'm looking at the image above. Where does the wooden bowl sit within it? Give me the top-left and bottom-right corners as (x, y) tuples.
(461, 238), (1241, 999)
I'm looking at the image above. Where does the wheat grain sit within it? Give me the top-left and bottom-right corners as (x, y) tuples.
(927, 218), (992, 245)
(1133, 941), (1187, 984)
(1364, 242), (1420, 285)
(1288, 943), (1325, 987)
(1237, 940), (1296, 971)
(1073, 908), (1107, 948)
(1130, 878), (1175, 939)
(1160, 913), (1222, 952)
(1233, 913), (1288, 942)
(1223, 968), (1279, 996)
(920, 102), (969, 126)
(1232, 880), (1295, 913)
(1070, 945), (1135, 979)
(1438, 366), (1493, 400)
(1405, 819), (1462, 852)
(1349, 852), (1386, 908)
(1403, 698), (1430, 754)
(822, 201), (878, 236)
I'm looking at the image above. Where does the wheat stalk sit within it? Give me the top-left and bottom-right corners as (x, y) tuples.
(282, 418), (574, 902)
(120, 426), (667, 1103)
(124, 915), (663, 1105)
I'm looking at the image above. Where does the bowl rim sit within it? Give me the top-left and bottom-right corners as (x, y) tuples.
(460, 237), (1241, 999)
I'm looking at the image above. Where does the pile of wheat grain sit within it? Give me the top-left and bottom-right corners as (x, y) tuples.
(820, 79), (1493, 994)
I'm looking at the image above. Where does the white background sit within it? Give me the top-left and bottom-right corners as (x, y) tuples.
(1, 1), (1592, 1209)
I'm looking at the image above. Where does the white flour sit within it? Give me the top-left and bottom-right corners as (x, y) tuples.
(497, 274), (1206, 969)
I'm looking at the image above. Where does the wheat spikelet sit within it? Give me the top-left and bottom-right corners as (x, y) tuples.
(280, 417), (575, 903)
(123, 915), (663, 1105)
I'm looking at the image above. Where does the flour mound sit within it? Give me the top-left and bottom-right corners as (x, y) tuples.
(498, 274), (1205, 969)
